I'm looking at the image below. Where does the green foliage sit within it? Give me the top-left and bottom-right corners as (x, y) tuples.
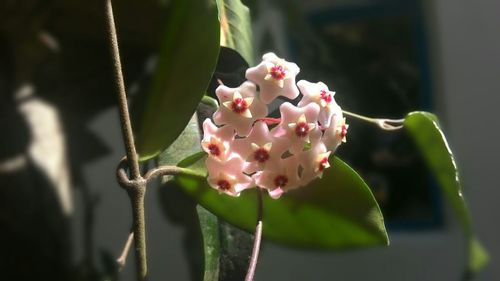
(216, 220), (253, 280)
(147, 0), (487, 274)
(197, 206), (220, 281)
(216, 0), (254, 64)
(159, 99), (387, 251)
(157, 113), (204, 179)
(177, 156), (388, 249)
(159, 110), (254, 280)
(196, 0), (256, 272)
(135, 0), (220, 161)
(197, 205), (254, 281)
(404, 111), (489, 278)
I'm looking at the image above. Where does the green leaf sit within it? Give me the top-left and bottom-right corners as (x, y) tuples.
(158, 113), (205, 182)
(196, 202), (254, 281)
(135, 0), (220, 161)
(404, 111), (489, 277)
(201, 95), (219, 109)
(216, 0), (254, 64)
(217, 220), (253, 280)
(159, 109), (253, 280)
(196, 206), (220, 281)
(177, 156), (389, 249)
(157, 113), (221, 280)
(160, 106), (387, 249)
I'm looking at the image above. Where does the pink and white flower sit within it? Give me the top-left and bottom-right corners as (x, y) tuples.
(245, 53), (300, 104)
(297, 80), (340, 129)
(232, 121), (290, 174)
(201, 119), (236, 161)
(252, 156), (301, 199)
(323, 115), (348, 150)
(298, 142), (332, 185)
(272, 102), (321, 154)
(203, 53), (349, 199)
(206, 156), (254, 197)
(213, 81), (268, 137)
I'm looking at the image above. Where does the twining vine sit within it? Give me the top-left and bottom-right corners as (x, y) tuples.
(104, 1), (263, 280)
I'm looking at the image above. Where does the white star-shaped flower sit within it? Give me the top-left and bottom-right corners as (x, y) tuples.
(297, 80), (339, 129)
(246, 53), (300, 104)
(213, 81), (268, 136)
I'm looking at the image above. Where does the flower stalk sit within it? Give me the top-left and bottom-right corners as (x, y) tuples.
(245, 187), (264, 281)
(342, 110), (404, 131)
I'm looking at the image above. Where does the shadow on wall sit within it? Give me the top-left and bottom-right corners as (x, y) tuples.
(0, 98), (71, 280)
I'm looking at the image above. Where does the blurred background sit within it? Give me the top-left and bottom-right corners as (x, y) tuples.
(0, 0), (498, 280)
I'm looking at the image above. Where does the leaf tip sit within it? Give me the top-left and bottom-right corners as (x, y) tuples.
(468, 238), (489, 273)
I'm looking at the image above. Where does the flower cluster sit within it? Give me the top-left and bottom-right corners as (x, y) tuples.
(202, 53), (348, 199)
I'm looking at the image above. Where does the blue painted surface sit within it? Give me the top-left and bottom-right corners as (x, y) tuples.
(306, 0), (444, 231)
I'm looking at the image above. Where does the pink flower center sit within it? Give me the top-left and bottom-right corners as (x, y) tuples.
(217, 179), (231, 191)
(231, 97), (249, 114)
(341, 124), (348, 138)
(318, 157), (329, 172)
(253, 148), (270, 163)
(273, 175), (288, 188)
(207, 143), (221, 156)
(320, 90), (332, 104)
(270, 65), (286, 80)
(295, 122), (310, 137)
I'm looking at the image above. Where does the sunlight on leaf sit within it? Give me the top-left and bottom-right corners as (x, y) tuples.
(216, 0), (254, 64)
(177, 155), (388, 249)
(404, 111), (489, 278)
(160, 103), (388, 248)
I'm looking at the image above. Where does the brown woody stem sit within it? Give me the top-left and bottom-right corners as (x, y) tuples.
(105, 0), (147, 280)
(104, 0), (141, 179)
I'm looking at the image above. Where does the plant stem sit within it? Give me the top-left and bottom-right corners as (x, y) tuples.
(117, 232), (134, 271)
(245, 187), (263, 281)
(342, 110), (405, 131)
(128, 184), (147, 280)
(105, 0), (147, 280)
(105, 0), (141, 179)
(145, 165), (206, 181)
(116, 158), (206, 185)
(258, 117), (282, 126)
